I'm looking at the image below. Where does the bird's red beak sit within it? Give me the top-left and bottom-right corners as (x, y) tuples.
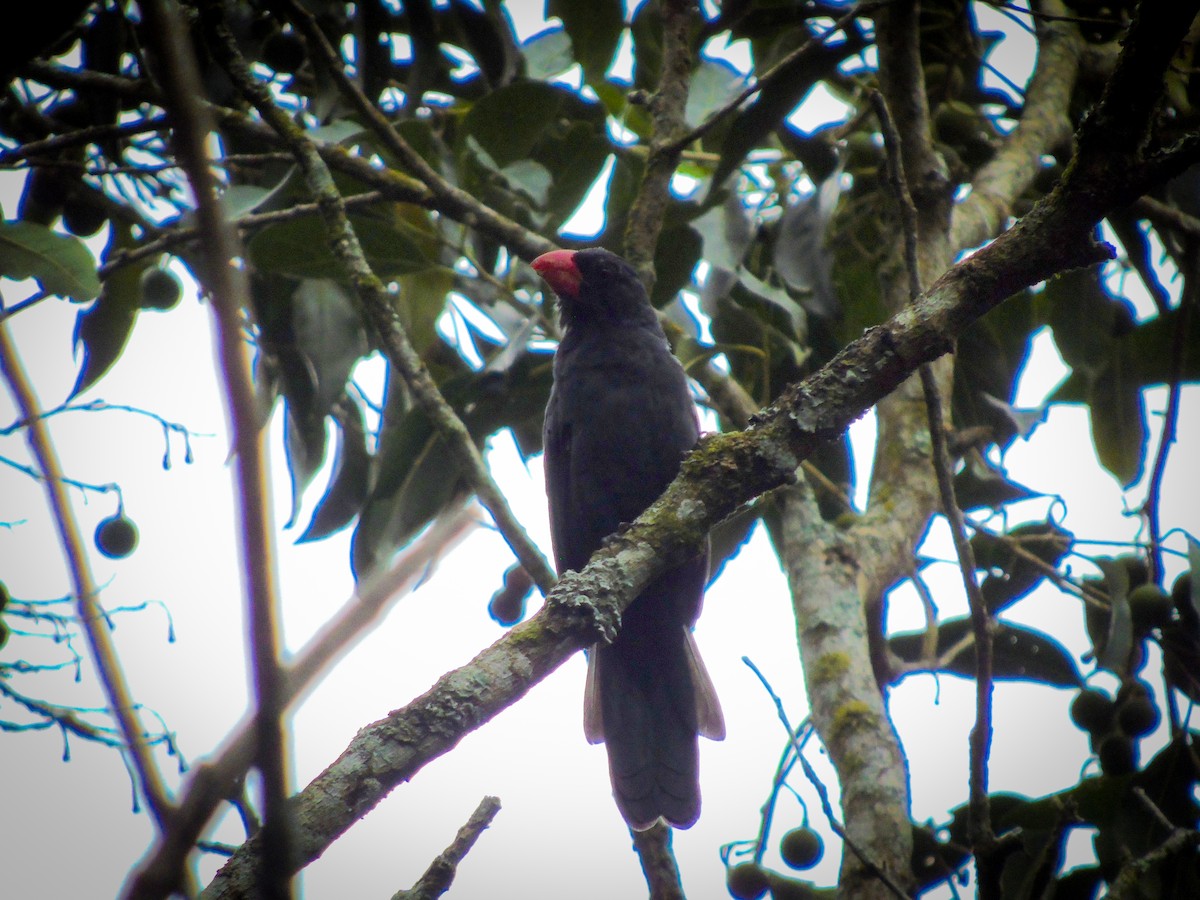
(532, 249), (582, 298)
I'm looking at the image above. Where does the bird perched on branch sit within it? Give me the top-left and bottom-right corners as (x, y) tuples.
(535, 247), (725, 831)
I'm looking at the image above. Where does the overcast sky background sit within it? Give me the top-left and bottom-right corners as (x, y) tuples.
(2, 3), (1199, 898)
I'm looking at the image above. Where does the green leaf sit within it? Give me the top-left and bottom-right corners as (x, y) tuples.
(284, 398), (329, 529)
(290, 279), (370, 416)
(692, 191), (752, 272)
(953, 289), (1041, 444)
(889, 617), (1083, 687)
(70, 226), (144, 396)
(1093, 557), (1135, 675)
(398, 265), (454, 356)
(458, 81), (607, 230)
(685, 58), (746, 128)
(309, 118), (367, 145)
(1087, 362), (1147, 487)
(969, 520), (1073, 614)
(351, 352), (553, 578)
(247, 211), (431, 279)
(522, 28), (573, 80)
(737, 269), (807, 340)
(0, 220), (100, 301)
(953, 455), (1040, 511)
(772, 174), (840, 318)
(710, 27), (857, 190)
(548, 0), (623, 84)
(499, 160), (553, 207)
(708, 503), (760, 585)
(299, 397), (370, 542)
(630, 1), (667, 91)
(1040, 266), (1116, 383)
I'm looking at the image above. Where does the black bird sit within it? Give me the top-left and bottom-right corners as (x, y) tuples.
(535, 247), (724, 831)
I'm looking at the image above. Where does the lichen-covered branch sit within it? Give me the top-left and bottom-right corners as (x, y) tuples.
(622, 0), (698, 288)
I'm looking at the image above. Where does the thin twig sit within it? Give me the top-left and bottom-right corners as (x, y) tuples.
(630, 822), (685, 900)
(742, 657), (911, 900)
(96, 191), (391, 280)
(390, 796), (501, 900)
(277, 0), (555, 266)
(141, 1), (291, 897)
(873, 85), (998, 885)
(664, 0), (886, 156)
(1141, 243), (1194, 584)
(0, 116), (169, 166)
(1106, 789), (1200, 900)
(0, 316), (174, 826)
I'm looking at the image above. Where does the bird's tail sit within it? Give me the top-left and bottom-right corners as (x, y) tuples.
(584, 628), (724, 830)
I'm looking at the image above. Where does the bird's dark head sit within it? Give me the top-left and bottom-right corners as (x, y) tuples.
(532, 248), (655, 330)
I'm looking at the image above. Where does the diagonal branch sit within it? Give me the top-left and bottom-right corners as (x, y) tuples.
(0, 320), (175, 823)
(274, 0), (556, 266)
(390, 796), (501, 900)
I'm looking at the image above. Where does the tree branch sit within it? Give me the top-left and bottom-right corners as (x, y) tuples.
(390, 796), (500, 900)
(141, 1), (291, 895)
(622, 0), (698, 288)
(274, 0), (556, 266)
(951, 0), (1084, 250)
(631, 823), (685, 900)
(0, 320), (175, 821)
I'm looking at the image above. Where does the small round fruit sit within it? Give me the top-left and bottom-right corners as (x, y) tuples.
(1118, 554), (1150, 590)
(1129, 583), (1173, 634)
(726, 862), (769, 900)
(1069, 689), (1115, 735)
(95, 514), (139, 559)
(140, 267), (182, 310)
(0, 579), (9, 612)
(1098, 733), (1136, 776)
(63, 197), (108, 237)
(488, 589), (525, 626)
(262, 30), (306, 73)
(1117, 696), (1160, 737)
(780, 826), (824, 870)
